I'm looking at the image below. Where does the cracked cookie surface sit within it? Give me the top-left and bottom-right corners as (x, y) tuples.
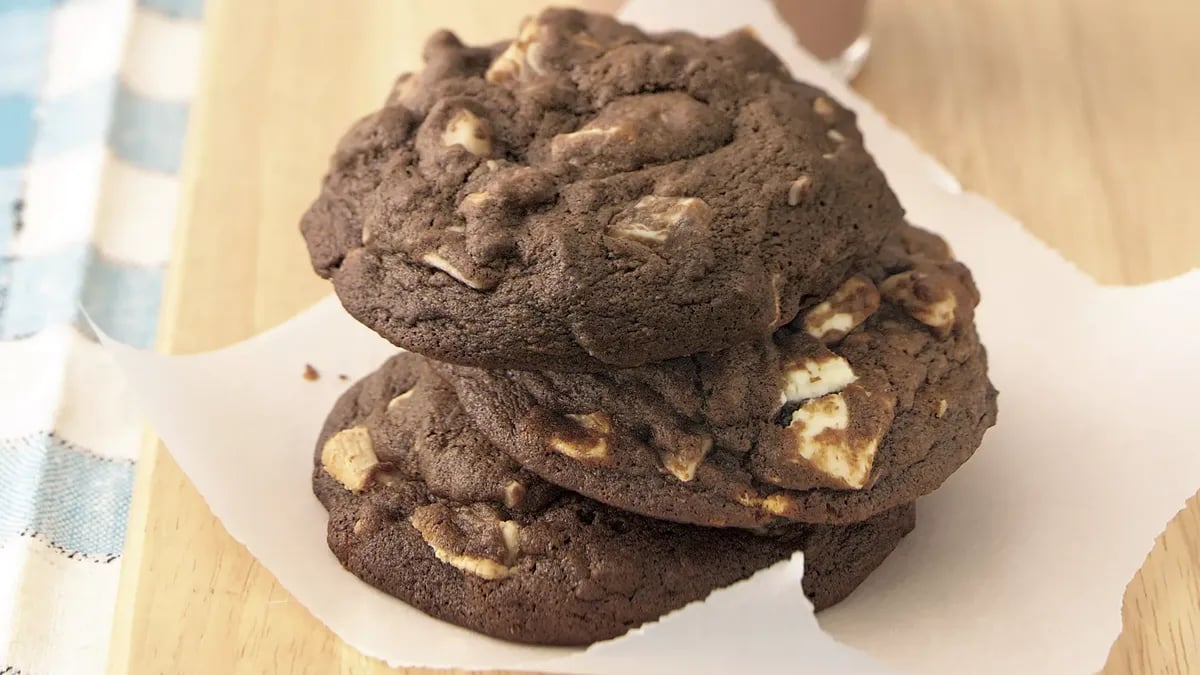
(439, 224), (998, 527)
(301, 8), (902, 371)
(315, 353), (915, 645)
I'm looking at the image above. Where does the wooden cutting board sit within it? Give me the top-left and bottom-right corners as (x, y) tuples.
(106, 1), (1200, 673)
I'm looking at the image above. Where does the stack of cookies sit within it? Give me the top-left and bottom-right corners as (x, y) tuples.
(301, 9), (997, 646)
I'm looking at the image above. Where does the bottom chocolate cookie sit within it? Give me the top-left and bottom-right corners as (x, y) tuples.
(314, 354), (915, 646)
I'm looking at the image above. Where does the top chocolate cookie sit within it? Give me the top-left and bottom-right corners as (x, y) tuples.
(302, 9), (903, 371)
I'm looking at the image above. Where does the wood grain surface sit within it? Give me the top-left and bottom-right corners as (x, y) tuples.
(106, 1), (1200, 673)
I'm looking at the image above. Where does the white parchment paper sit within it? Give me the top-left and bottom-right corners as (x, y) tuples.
(104, 1), (1200, 672)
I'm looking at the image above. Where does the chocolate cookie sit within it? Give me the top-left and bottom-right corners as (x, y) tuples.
(301, 9), (903, 371)
(315, 353), (915, 645)
(439, 224), (998, 527)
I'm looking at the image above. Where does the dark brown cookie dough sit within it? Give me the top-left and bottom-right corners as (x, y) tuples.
(301, 9), (903, 371)
(439, 224), (998, 527)
(315, 353), (915, 645)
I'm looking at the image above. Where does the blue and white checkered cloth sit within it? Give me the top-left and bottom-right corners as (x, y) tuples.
(0, 0), (203, 672)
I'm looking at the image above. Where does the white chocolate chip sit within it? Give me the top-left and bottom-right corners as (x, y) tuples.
(525, 42), (546, 74)
(803, 275), (881, 343)
(352, 518), (366, 535)
(460, 191), (492, 208)
(936, 399), (948, 418)
(426, 545), (514, 580)
(736, 492), (795, 516)
(659, 436), (712, 482)
(441, 109), (492, 157)
(761, 494), (793, 515)
(486, 19), (543, 83)
(787, 393), (878, 489)
(387, 389), (414, 410)
(781, 353), (857, 404)
(609, 196), (713, 244)
(827, 129), (845, 144)
(787, 175), (812, 206)
(789, 395), (861, 482)
(503, 480), (525, 508)
(565, 412), (611, 434)
(560, 126), (623, 142)
(880, 269), (959, 335)
(810, 312), (854, 338)
(421, 252), (488, 290)
(549, 412), (612, 463)
(499, 520), (521, 560)
(456, 191), (494, 220)
(321, 427), (378, 492)
(812, 96), (835, 120)
(411, 507), (522, 580)
(922, 296), (956, 328)
(549, 125), (635, 165)
(549, 436), (609, 462)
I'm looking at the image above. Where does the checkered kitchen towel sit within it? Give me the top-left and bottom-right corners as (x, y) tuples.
(0, 0), (203, 672)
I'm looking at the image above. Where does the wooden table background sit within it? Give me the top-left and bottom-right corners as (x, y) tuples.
(105, 1), (1200, 673)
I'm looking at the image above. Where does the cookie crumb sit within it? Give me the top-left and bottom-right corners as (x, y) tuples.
(338, 373), (350, 381)
(303, 364), (320, 381)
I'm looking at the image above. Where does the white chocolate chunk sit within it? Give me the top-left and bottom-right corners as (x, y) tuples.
(549, 436), (609, 462)
(441, 109), (492, 157)
(736, 492), (795, 516)
(386, 389), (414, 410)
(565, 411), (612, 434)
(787, 393), (878, 489)
(808, 312), (855, 338)
(411, 509), (522, 580)
(613, 223), (668, 243)
(781, 354), (857, 404)
(803, 275), (881, 343)
(503, 480), (525, 508)
(559, 126), (623, 143)
(761, 494), (794, 515)
(499, 520), (521, 560)
(459, 191), (492, 209)
(549, 412), (612, 463)
(659, 436), (712, 482)
(321, 427), (377, 492)
(880, 270), (959, 335)
(421, 252), (488, 290)
(787, 175), (812, 206)
(920, 296), (956, 329)
(486, 19), (543, 83)
(549, 125), (634, 165)
(609, 196), (712, 244)
(812, 96), (835, 120)
(428, 546), (513, 580)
